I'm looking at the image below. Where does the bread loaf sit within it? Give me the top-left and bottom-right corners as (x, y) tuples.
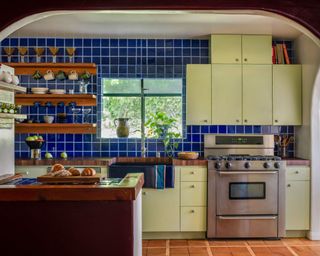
(51, 164), (65, 173)
(81, 168), (96, 176)
(68, 167), (81, 176)
(53, 169), (72, 177)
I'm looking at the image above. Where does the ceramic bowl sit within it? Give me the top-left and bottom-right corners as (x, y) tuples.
(43, 115), (54, 123)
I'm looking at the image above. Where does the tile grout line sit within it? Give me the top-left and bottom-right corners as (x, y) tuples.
(283, 242), (300, 256)
(206, 240), (213, 256)
(166, 240), (170, 256)
(245, 242), (257, 256)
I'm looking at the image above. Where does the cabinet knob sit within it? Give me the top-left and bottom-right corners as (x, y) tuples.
(244, 58), (248, 62)
(190, 209), (195, 213)
(142, 191), (147, 195)
(295, 171), (299, 174)
(190, 171), (195, 175)
(191, 184), (195, 188)
(235, 58), (239, 62)
(244, 119), (248, 123)
(287, 184), (291, 187)
(275, 120), (278, 123)
(203, 120), (208, 123)
(236, 119), (240, 123)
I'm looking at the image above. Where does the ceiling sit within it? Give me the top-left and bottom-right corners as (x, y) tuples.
(10, 11), (302, 39)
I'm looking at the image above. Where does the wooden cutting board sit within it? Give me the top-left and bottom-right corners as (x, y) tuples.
(37, 174), (105, 184)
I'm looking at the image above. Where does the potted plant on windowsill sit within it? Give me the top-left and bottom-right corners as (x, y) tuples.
(145, 111), (181, 158)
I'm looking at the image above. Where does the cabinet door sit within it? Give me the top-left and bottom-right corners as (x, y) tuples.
(243, 65), (273, 125)
(212, 65), (242, 124)
(181, 182), (207, 206)
(211, 35), (242, 64)
(242, 35), (272, 64)
(273, 65), (302, 125)
(181, 207), (207, 232)
(142, 169), (180, 232)
(186, 64), (212, 125)
(286, 180), (310, 230)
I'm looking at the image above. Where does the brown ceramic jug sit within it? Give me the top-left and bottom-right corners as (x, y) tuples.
(114, 118), (130, 137)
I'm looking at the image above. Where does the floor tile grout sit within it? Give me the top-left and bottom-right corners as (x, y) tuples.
(205, 240), (213, 256)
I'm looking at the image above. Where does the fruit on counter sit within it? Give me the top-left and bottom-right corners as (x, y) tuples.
(26, 135), (44, 142)
(45, 152), (53, 159)
(60, 152), (68, 159)
(26, 136), (36, 141)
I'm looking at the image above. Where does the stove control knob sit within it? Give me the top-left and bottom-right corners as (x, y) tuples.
(274, 162), (281, 169)
(215, 162), (222, 169)
(225, 162), (232, 169)
(263, 162), (271, 169)
(244, 162), (251, 169)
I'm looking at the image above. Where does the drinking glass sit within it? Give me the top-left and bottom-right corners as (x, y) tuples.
(71, 108), (81, 123)
(49, 47), (59, 63)
(82, 108), (91, 123)
(34, 47), (44, 62)
(66, 47), (76, 63)
(79, 80), (89, 94)
(18, 47), (28, 63)
(4, 47), (15, 62)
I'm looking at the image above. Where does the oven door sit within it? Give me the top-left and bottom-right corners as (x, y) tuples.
(216, 171), (278, 215)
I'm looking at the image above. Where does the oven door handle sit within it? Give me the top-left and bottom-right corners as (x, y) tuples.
(219, 171), (277, 175)
(218, 216), (277, 220)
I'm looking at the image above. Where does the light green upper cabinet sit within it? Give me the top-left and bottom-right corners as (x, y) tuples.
(211, 35), (272, 64)
(211, 35), (242, 64)
(273, 65), (302, 125)
(242, 35), (272, 64)
(212, 65), (242, 124)
(243, 65), (273, 125)
(186, 64), (212, 125)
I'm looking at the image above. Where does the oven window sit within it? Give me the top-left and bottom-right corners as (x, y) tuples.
(229, 182), (266, 200)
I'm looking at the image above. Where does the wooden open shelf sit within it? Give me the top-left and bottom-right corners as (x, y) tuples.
(2, 63), (97, 75)
(0, 81), (26, 93)
(15, 123), (97, 134)
(15, 94), (96, 106)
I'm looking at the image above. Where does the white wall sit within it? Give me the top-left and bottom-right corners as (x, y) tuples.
(295, 34), (320, 240)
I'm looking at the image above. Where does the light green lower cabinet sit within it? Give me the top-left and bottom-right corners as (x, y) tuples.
(286, 166), (310, 231)
(181, 207), (207, 232)
(181, 181), (207, 206)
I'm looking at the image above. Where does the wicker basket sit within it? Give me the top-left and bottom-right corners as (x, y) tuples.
(177, 152), (199, 160)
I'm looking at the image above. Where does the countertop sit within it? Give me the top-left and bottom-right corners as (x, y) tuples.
(0, 173), (144, 201)
(15, 157), (309, 167)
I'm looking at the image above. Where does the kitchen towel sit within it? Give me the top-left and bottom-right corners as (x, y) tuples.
(155, 165), (166, 189)
(165, 165), (175, 188)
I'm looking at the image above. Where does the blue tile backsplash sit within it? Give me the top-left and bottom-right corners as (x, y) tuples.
(1, 37), (295, 158)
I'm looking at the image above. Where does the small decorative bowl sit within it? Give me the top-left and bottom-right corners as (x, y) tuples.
(177, 152), (199, 160)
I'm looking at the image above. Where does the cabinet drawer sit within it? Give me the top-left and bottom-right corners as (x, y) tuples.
(286, 167), (310, 181)
(181, 182), (207, 206)
(180, 167), (207, 182)
(181, 206), (206, 232)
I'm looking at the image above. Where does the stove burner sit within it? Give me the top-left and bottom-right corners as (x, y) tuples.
(207, 154), (282, 161)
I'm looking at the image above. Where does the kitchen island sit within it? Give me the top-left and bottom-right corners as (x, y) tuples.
(0, 173), (144, 256)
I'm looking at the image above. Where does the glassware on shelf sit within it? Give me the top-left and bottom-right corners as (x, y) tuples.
(79, 80), (89, 94)
(18, 47), (28, 63)
(66, 47), (76, 63)
(34, 47), (45, 62)
(71, 107), (81, 123)
(48, 47), (59, 63)
(4, 47), (15, 62)
(82, 108), (91, 123)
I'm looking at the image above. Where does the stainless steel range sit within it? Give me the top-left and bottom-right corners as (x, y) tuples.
(205, 134), (286, 239)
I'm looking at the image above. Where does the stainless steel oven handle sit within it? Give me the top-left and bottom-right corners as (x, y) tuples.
(218, 216), (277, 220)
(219, 171), (277, 175)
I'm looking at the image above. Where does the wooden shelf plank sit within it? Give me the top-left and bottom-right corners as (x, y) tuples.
(15, 123), (97, 134)
(15, 94), (96, 106)
(0, 113), (27, 119)
(2, 63), (97, 75)
(0, 81), (26, 93)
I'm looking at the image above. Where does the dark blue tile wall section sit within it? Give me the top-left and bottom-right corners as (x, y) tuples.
(2, 38), (295, 158)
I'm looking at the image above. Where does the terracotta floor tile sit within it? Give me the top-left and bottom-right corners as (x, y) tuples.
(225, 240), (247, 246)
(246, 240), (265, 246)
(147, 247), (167, 256)
(170, 239), (189, 247)
(290, 246), (318, 256)
(143, 247), (148, 256)
(208, 240), (228, 246)
(188, 246), (209, 256)
(211, 247), (251, 256)
(263, 240), (285, 246)
(148, 239), (167, 248)
(299, 239), (320, 245)
(309, 246), (320, 254)
(252, 246), (294, 256)
(188, 240), (208, 247)
(143, 240), (149, 247)
(171, 247), (189, 254)
(282, 238), (305, 245)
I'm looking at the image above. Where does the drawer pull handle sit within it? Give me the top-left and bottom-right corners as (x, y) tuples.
(244, 58), (248, 62)
(191, 184), (195, 188)
(190, 210), (195, 213)
(235, 58), (239, 62)
(287, 184), (291, 187)
(190, 172), (195, 175)
(295, 171), (299, 174)
(142, 192), (147, 195)
(275, 120), (278, 123)
(203, 120), (208, 123)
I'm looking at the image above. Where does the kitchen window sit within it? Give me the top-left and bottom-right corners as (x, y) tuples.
(101, 78), (182, 138)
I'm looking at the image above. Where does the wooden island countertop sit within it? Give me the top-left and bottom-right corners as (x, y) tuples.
(0, 173), (144, 201)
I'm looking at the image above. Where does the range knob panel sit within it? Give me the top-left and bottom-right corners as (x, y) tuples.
(215, 162), (222, 169)
(274, 162), (281, 169)
(244, 162), (251, 169)
(225, 162), (232, 169)
(263, 162), (271, 169)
